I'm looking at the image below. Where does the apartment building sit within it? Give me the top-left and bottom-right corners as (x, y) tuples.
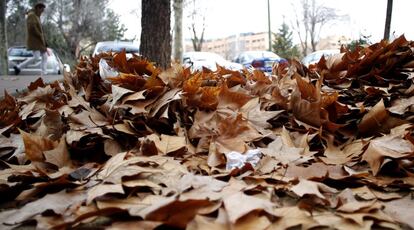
(185, 32), (273, 60)
(184, 32), (350, 60)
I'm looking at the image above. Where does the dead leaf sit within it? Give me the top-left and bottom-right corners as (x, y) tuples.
(358, 99), (389, 134)
(20, 129), (58, 162)
(43, 136), (72, 168)
(291, 179), (337, 200)
(384, 195), (414, 229)
(223, 192), (275, 223)
(362, 134), (414, 175)
(87, 183), (124, 204)
(0, 190), (86, 227)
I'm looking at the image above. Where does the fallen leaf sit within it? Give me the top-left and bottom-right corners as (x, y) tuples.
(20, 129), (57, 162)
(384, 195), (414, 229)
(223, 192), (275, 223)
(87, 183), (124, 204)
(0, 190), (86, 227)
(291, 179), (337, 199)
(43, 136), (72, 168)
(358, 99), (389, 134)
(362, 134), (414, 175)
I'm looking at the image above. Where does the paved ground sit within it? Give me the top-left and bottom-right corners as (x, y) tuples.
(0, 74), (63, 97)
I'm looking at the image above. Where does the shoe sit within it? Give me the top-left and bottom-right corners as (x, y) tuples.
(13, 66), (20, 75)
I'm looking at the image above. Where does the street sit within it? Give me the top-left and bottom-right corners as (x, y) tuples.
(0, 74), (63, 97)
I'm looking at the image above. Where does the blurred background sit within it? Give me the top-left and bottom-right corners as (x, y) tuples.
(1, 0), (412, 69)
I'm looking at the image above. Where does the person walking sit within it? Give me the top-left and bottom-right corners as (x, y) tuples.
(13, 2), (48, 76)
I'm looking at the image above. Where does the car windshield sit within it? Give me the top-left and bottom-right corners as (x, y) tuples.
(9, 48), (33, 57)
(97, 44), (139, 53)
(302, 50), (339, 64)
(246, 51), (279, 60)
(189, 52), (227, 63)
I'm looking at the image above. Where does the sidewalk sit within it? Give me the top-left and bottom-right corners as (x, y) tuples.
(0, 74), (63, 97)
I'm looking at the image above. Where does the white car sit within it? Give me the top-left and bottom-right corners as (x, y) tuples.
(301, 49), (340, 67)
(183, 52), (243, 72)
(8, 46), (68, 75)
(92, 41), (140, 57)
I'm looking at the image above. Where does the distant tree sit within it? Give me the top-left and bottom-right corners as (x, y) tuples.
(346, 35), (371, 52)
(186, 0), (206, 51)
(0, 0), (7, 75)
(6, 0), (126, 64)
(49, 0), (126, 59)
(140, 0), (171, 69)
(173, 0), (183, 62)
(292, 0), (340, 56)
(383, 0), (393, 40)
(5, 0), (27, 46)
(272, 22), (301, 59)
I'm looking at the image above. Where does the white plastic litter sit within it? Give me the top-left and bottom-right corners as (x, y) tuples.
(99, 58), (119, 78)
(225, 149), (262, 171)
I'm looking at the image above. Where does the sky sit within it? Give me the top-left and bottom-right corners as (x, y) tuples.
(108, 0), (414, 44)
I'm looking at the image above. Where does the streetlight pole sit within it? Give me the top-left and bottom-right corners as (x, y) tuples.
(267, 0), (272, 51)
(0, 0), (8, 75)
(383, 0), (393, 40)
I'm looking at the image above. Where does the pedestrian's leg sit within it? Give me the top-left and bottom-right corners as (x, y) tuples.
(15, 51), (41, 75)
(40, 51), (48, 76)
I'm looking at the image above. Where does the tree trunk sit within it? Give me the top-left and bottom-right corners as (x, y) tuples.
(383, 0), (393, 40)
(173, 0), (183, 63)
(140, 0), (171, 69)
(0, 0), (8, 75)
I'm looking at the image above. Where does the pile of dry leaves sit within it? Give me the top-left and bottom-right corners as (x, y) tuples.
(1, 35), (414, 229)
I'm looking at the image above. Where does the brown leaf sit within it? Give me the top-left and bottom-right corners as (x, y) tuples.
(110, 85), (134, 109)
(176, 174), (228, 200)
(223, 192), (275, 223)
(291, 179), (337, 200)
(20, 129), (58, 162)
(187, 214), (228, 230)
(135, 196), (214, 229)
(0, 190), (85, 228)
(87, 183), (124, 204)
(234, 212), (271, 230)
(43, 136), (72, 168)
(362, 134), (414, 175)
(351, 186), (402, 201)
(108, 221), (163, 230)
(358, 99), (389, 134)
(0, 91), (20, 129)
(146, 134), (187, 155)
(270, 206), (318, 229)
(215, 113), (262, 154)
(97, 154), (168, 185)
(291, 74), (322, 127)
(320, 137), (364, 165)
(104, 139), (123, 156)
(384, 195), (414, 229)
(240, 97), (283, 133)
(35, 109), (64, 140)
(388, 95), (414, 115)
(259, 135), (311, 165)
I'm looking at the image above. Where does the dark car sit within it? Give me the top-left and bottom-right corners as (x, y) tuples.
(233, 51), (287, 73)
(8, 46), (68, 75)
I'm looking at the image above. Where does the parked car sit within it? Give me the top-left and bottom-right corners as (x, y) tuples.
(233, 51), (287, 73)
(92, 41), (140, 57)
(301, 49), (340, 67)
(182, 51), (243, 72)
(8, 46), (68, 75)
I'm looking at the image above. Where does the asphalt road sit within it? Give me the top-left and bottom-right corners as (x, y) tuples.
(0, 74), (63, 98)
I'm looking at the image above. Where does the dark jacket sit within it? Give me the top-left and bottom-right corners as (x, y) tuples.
(26, 10), (47, 52)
